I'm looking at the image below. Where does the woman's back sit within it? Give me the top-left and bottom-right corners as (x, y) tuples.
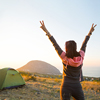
(40, 21), (97, 100)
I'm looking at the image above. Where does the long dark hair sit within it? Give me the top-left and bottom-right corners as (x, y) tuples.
(65, 40), (81, 59)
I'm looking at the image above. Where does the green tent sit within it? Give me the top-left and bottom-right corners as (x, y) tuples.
(0, 68), (25, 90)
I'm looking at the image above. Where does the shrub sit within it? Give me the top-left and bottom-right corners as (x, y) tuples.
(25, 75), (36, 81)
(54, 78), (60, 83)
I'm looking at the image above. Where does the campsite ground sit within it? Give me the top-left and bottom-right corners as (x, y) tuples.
(0, 73), (100, 100)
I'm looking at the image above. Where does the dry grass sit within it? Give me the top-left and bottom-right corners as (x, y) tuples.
(0, 72), (100, 100)
(81, 81), (100, 100)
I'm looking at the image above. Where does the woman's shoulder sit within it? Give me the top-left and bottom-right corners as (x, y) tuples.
(60, 51), (66, 59)
(79, 50), (85, 58)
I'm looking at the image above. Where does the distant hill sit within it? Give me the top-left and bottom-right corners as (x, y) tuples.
(17, 60), (61, 75)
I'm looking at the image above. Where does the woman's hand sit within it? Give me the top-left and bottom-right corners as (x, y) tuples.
(40, 20), (51, 37)
(88, 23), (97, 36)
(40, 20), (49, 33)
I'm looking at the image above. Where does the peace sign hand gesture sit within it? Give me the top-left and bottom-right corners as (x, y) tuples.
(88, 23), (97, 36)
(40, 20), (48, 33)
(40, 20), (51, 37)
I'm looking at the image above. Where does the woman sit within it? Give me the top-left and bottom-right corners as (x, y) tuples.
(40, 20), (96, 100)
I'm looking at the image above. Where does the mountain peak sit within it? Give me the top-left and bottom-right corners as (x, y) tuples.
(17, 60), (61, 75)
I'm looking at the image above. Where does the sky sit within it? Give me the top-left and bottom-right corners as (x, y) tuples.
(0, 0), (100, 73)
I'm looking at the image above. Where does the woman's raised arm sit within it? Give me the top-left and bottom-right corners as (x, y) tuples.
(40, 20), (63, 57)
(80, 23), (97, 52)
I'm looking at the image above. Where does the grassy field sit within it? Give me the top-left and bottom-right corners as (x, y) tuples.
(0, 72), (100, 100)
